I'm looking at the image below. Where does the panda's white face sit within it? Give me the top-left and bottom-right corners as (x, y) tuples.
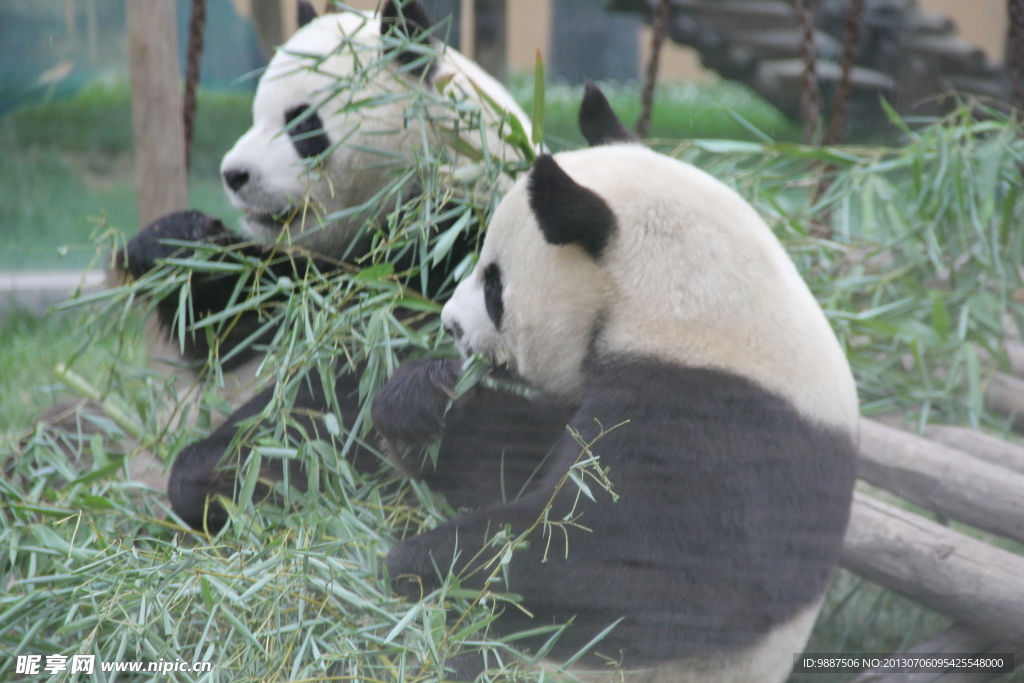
(220, 10), (529, 258)
(442, 180), (608, 398)
(221, 13), (403, 255)
(443, 146), (860, 429)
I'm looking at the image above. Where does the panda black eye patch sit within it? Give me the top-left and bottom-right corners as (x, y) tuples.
(284, 104), (331, 159)
(483, 263), (504, 330)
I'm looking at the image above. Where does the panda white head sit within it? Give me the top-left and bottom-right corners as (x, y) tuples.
(442, 85), (859, 431)
(220, 1), (526, 257)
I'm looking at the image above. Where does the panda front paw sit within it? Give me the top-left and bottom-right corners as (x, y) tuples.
(385, 532), (453, 599)
(371, 358), (462, 447)
(117, 210), (230, 279)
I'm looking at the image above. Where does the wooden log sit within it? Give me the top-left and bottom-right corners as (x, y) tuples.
(679, 0), (797, 32)
(909, 12), (955, 38)
(983, 372), (1024, 431)
(975, 340), (1024, 378)
(840, 492), (1024, 644)
(972, 340), (1024, 379)
(848, 624), (1022, 683)
(1005, 339), (1024, 376)
(906, 35), (989, 75)
(728, 27), (842, 61)
(126, 0), (188, 227)
(858, 419), (1024, 545)
(922, 425), (1024, 476)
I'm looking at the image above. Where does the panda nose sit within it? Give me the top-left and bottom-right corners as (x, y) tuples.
(222, 169), (250, 192)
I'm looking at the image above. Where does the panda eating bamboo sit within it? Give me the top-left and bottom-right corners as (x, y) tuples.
(119, 0), (528, 381)
(116, 0), (533, 520)
(370, 84), (860, 681)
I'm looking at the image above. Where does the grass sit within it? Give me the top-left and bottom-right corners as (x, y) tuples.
(2, 56), (1024, 682)
(0, 83), (249, 269)
(670, 107), (1024, 428)
(0, 301), (150, 436)
(0, 310), (114, 433)
(510, 78), (799, 150)
(6, 82), (254, 176)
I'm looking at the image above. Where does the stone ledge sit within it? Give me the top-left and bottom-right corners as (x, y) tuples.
(0, 270), (107, 315)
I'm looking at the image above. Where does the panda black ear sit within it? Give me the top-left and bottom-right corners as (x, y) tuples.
(297, 0), (318, 29)
(579, 81), (639, 147)
(528, 154), (616, 259)
(381, 0), (437, 82)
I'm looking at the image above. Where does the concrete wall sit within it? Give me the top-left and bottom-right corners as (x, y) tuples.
(921, 0), (1006, 63)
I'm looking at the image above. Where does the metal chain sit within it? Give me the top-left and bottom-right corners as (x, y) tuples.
(637, 0), (672, 139)
(797, 0), (821, 144)
(1009, 0), (1024, 112)
(825, 0), (866, 145)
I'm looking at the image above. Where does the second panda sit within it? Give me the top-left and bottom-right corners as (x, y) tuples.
(371, 85), (860, 682)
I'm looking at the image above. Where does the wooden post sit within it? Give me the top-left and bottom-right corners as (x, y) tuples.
(824, 0), (865, 146)
(184, 0), (208, 170)
(251, 0), (286, 60)
(460, 0), (475, 57)
(126, 0), (189, 227)
(65, 0), (77, 38)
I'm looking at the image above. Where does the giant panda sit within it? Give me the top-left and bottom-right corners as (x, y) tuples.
(369, 84), (860, 682)
(113, 1), (531, 522)
(122, 0), (529, 377)
(218, 0), (526, 257)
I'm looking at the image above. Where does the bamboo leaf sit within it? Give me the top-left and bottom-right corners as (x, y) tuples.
(531, 51), (545, 148)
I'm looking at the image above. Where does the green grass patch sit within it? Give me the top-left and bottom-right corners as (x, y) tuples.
(0, 307), (146, 435)
(7, 82), (254, 176)
(0, 129), (239, 269)
(0, 82), (251, 269)
(512, 79), (800, 149)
